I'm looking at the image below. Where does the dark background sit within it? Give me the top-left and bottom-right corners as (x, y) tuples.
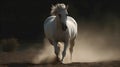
(0, 0), (120, 64)
(0, 0), (120, 42)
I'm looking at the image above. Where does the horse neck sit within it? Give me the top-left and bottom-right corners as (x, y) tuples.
(55, 16), (62, 30)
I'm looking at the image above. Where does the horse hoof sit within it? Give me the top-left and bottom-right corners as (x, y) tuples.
(57, 61), (63, 64)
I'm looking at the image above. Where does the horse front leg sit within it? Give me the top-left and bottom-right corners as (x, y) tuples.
(61, 41), (69, 62)
(53, 41), (60, 62)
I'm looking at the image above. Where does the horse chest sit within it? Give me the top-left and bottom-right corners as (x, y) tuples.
(54, 30), (68, 41)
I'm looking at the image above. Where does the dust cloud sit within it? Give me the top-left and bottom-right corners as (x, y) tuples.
(0, 16), (120, 64)
(32, 17), (120, 63)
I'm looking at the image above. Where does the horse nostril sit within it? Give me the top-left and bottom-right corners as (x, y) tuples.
(66, 14), (68, 16)
(58, 14), (61, 18)
(61, 23), (67, 31)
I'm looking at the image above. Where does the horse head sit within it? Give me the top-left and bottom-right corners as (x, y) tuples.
(51, 3), (68, 31)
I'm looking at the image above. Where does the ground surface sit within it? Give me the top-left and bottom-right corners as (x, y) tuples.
(0, 22), (120, 67)
(0, 61), (120, 67)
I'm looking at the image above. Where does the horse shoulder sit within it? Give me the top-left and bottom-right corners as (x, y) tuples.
(67, 16), (78, 39)
(44, 16), (56, 24)
(44, 16), (56, 41)
(67, 16), (77, 27)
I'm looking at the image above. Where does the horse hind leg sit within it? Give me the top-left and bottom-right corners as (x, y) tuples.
(69, 38), (75, 62)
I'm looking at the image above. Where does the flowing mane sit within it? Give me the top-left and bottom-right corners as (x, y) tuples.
(51, 3), (67, 15)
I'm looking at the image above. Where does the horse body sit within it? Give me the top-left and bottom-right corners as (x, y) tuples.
(44, 16), (77, 42)
(44, 3), (77, 63)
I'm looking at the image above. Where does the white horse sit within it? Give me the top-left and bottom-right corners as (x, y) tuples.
(44, 3), (77, 63)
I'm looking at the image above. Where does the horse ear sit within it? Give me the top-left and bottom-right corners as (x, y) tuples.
(51, 4), (55, 9)
(66, 5), (69, 9)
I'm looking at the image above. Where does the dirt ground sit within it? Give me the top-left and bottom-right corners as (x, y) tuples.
(0, 61), (120, 67)
(0, 21), (120, 67)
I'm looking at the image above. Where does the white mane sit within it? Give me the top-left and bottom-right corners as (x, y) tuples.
(51, 3), (67, 15)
